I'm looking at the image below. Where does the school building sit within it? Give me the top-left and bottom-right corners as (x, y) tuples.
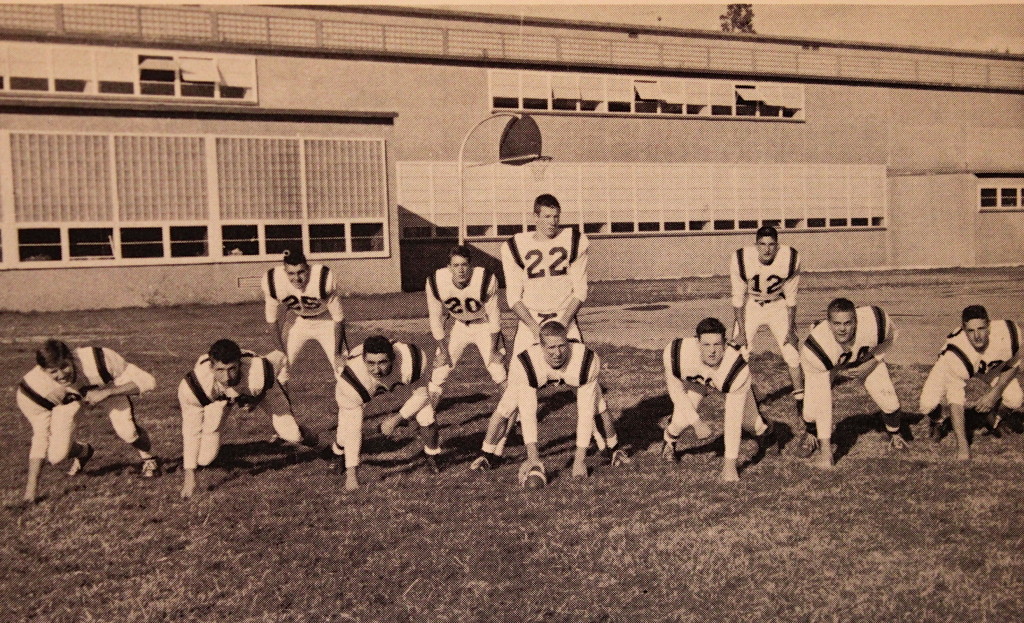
(0, 4), (1020, 310)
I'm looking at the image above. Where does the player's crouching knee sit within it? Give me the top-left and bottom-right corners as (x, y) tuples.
(415, 405), (436, 427)
(45, 449), (67, 466)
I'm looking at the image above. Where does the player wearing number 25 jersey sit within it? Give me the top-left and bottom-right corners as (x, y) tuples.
(730, 225), (804, 411)
(426, 246), (506, 404)
(799, 298), (904, 467)
(262, 251), (346, 383)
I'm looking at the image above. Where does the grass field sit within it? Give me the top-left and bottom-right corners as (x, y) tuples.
(2, 268), (1024, 622)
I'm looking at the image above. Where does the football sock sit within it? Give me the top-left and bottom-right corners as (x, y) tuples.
(804, 420), (818, 438)
(481, 442), (497, 454)
(882, 410), (902, 434)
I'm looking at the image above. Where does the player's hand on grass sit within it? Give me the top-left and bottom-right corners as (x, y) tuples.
(181, 469), (196, 499)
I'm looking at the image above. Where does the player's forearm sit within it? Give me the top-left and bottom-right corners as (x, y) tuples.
(101, 381), (142, 398)
(561, 297), (583, 327)
(733, 306), (746, 337)
(512, 302), (539, 332)
(267, 321), (286, 352)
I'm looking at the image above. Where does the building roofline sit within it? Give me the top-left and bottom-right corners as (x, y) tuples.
(293, 4), (1024, 62)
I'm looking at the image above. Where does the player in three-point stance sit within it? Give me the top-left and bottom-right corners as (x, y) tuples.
(730, 225), (804, 415)
(919, 305), (1021, 461)
(336, 336), (438, 491)
(507, 322), (623, 481)
(472, 194), (619, 470)
(17, 339), (161, 502)
(425, 245), (506, 412)
(798, 298), (905, 467)
(263, 250), (347, 384)
(662, 318), (779, 482)
(178, 339), (316, 499)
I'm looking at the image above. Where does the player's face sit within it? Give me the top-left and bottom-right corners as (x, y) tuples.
(449, 255), (471, 287)
(211, 360), (242, 387)
(964, 318), (991, 352)
(540, 333), (570, 369)
(756, 236), (779, 265)
(364, 352), (394, 379)
(828, 310), (857, 346)
(284, 263), (311, 289)
(44, 359), (77, 385)
(698, 333), (726, 368)
(535, 206), (561, 239)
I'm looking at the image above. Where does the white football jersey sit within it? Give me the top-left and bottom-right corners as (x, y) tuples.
(18, 346), (135, 411)
(803, 305), (892, 372)
(502, 227), (588, 313)
(512, 340), (599, 390)
(938, 319), (1020, 381)
(181, 350), (280, 408)
(263, 264), (343, 322)
(426, 266), (499, 339)
(664, 337), (750, 394)
(730, 245), (800, 307)
(337, 342), (428, 407)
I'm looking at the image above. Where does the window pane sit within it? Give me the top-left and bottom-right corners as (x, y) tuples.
(980, 188), (998, 207)
(222, 224), (258, 256)
(265, 224), (303, 256)
(19, 228), (62, 261)
(120, 227), (164, 259)
(69, 227), (114, 259)
(1000, 188), (1018, 208)
(170, 225), (208, 257)
(309, 223), (346, 253)
(351, 222), (384, 252)
(10, 77), (49, 91)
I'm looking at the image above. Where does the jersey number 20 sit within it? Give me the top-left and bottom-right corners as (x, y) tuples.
(524, 247), (569, 279)
(444, 297), (482, 314)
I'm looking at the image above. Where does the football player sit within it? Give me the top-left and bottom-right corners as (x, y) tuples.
(426, 245), (506, 408)
(798, 298), (904, 467)
(662, 318), (779, 482)
(730, 225), (804, 414)
(919, 305), (1021, 460)
(506, 321), (625, 481)
(473, 194), (617, 469)
(335, 336), (438, 492)
(178, 339), (316, 499)
(262, 250), (347, 383)
(17, 339), (161, 503)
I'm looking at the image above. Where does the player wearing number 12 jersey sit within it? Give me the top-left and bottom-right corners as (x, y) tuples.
(426, 246), (506, 407)
(730, 225), (804, 412)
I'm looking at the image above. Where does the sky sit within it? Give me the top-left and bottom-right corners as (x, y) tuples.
(434, 3), (1024, 54)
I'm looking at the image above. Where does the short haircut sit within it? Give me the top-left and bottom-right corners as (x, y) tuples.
(756, 225), (779, 241)
(208, 339), (243, 364)
(695, 317), (727, 339)
(962, 304), (989, 324)
(282, 249), (308, 267)
(533, 193), (561, 215)
(827, 297), (856, 318)
(363, 335), (395, 359)
(36, 339), (73, 368)
(448, 245), (472, 263)
(539, 320), (569, 340)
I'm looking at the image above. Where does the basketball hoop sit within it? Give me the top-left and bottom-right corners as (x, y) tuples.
(527, 156), (553, 183)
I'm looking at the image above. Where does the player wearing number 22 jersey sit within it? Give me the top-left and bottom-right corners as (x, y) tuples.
(426, 246), (506, 411)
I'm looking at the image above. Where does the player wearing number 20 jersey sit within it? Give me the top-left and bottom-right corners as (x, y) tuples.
(426, 246), (506, 402)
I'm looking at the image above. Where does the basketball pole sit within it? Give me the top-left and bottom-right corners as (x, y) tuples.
(456, 112), (536, 246)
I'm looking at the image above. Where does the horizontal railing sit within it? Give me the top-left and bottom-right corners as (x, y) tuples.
(0, 4), (1021, 91)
